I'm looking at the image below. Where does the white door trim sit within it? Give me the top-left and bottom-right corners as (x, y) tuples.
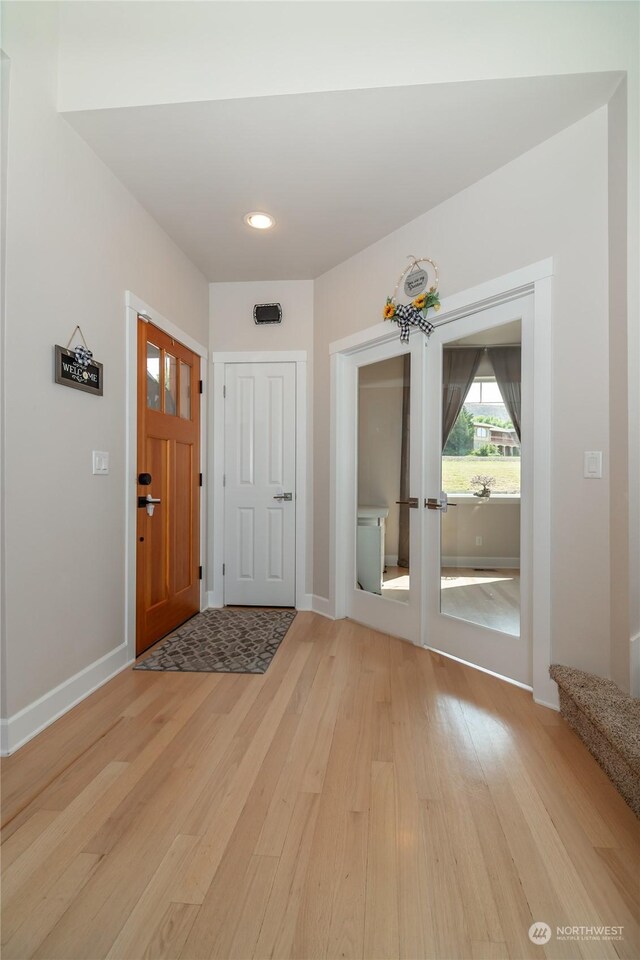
(208, 350), (309, 612)
(330, 260), (556, 708)
(124, 291), (209, 664)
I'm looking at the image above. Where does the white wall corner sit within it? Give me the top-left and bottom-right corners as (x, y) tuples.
(311, 595), (335, 620)
(0, 644), (133, 756)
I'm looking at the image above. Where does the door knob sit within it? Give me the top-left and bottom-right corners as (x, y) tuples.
(395, 497), (419, 509)
(273, 492), (293, 501)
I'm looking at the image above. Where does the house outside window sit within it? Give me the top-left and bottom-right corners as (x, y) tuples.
(442, 375), (521, 494)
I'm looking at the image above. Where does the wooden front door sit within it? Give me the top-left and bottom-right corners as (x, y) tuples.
(136, 318), (201, 656)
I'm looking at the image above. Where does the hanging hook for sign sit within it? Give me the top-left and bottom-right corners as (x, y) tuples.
(66, 324), (93, 369)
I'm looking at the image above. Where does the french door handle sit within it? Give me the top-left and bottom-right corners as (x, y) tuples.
(425, 496), (456, 511)
(273, 492), (293, 501)
(395, 497), (419, 509)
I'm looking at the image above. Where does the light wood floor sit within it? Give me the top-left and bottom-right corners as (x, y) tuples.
(1, 613), (638, 960)
(441, 568), (520, 636)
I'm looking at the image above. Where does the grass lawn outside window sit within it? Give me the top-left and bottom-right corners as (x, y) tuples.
(442, 456), (521, 495)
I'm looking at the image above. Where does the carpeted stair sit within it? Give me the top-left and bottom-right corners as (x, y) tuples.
(550, 664), (640, 817)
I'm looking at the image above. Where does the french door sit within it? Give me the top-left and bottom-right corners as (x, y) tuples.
(423, 296), (533, 685)
(136, 319), (201, 655)
(345, 294), (533, 686)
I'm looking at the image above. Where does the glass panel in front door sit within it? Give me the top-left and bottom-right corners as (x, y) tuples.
(146, 342), (161, 410)
(440, 325), (521, 635)
(179, 361), (191, 420)
(357, 354), (411, 602)
(164, 353), (177, 415)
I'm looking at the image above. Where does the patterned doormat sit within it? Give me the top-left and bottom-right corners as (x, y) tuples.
(134, 608), (296, 674)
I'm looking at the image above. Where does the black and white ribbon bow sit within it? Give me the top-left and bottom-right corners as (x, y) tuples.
(393, 303), (435, 344)
(74, 345), (93, 368)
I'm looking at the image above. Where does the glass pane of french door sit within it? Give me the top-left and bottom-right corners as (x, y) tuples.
(357, 354), (411, 602)
(348, 334), (422, 645)
(440, 327), (521, 636)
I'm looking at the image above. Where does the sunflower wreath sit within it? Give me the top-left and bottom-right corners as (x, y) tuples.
(383, 257), (441, 343)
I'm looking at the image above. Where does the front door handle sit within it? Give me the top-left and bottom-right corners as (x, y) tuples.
(273, 492), (293, 501)
(138, 493), (161, 516)
(395, 497), (419, 509)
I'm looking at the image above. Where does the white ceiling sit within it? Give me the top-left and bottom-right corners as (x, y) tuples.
(65, 73), (620, 281)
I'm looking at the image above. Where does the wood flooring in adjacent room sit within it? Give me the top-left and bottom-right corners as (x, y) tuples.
(1, 613), (638, 960)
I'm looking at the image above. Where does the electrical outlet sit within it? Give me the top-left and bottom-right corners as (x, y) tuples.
(475, 536), (483, 546)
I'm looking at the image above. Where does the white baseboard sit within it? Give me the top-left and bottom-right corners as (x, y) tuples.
(0, 644), (134, 756)
(295, 593), (313, 611)
(311, 595), (335, 620)
(384, 554), (398, 567)
(442, 556), (520, 570)
(631, 632), (640, 698)
(533, 693), (560, 712)
(206, 590), (223, 608)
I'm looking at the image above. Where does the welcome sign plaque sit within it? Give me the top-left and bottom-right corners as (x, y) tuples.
(54, 345), (103, 396)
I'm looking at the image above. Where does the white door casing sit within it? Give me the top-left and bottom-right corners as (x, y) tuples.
(224, 362), (296, 606)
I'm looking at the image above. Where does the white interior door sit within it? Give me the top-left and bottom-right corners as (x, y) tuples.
(423, 296), (533, 684)
(224, 362), (296, 606)
(347, 334), (423, 643)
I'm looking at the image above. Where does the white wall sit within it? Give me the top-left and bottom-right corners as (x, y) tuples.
(0, 3), (209, 747)
(56, 2), (637, 112)
(315, 108), (613, 679)
(442, 501), (520, 566)
(210, 280), (313, 354)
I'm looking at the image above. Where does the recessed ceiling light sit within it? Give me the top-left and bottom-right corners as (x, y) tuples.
(244, 211), (275, 230)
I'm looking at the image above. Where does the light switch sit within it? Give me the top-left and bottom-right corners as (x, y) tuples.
(584, 451), (602, 479)
(92, 451), (109, 475)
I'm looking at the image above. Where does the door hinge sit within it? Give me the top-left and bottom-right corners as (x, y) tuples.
(199, 379), (203, 394)
(222, 563), (225, 575)
(223, 385), (226, 399)
(223, 473), (226, 487)
(198, 565), (203, 580)
(199, 472), (203, 487)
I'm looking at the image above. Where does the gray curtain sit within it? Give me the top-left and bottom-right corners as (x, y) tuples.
(442, 348), (483, 449)
(398, 355), (411, 568)
(489, 346), (522, 440)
